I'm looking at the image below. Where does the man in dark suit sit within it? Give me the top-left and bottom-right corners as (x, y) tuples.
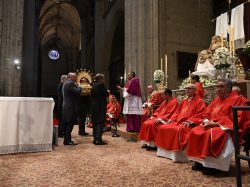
(91, 73), (109, 145)
(57, 74), (67, 137)
(62, 72), (82, 145)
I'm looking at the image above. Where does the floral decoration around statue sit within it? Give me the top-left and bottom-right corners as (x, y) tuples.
(212, 47), (231, 70)
(153, 70), (166, 91)
(153, 70), (165, 82)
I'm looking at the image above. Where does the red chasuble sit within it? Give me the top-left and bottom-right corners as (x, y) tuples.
(186, 92), (250, 159)
(139, 97), (179, 143)
(142, 91), (163, 123)
(196, 82), (204, 99)
(155, 95), (206, 151)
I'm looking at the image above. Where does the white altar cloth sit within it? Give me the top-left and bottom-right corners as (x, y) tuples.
(0, 97), (54, 154)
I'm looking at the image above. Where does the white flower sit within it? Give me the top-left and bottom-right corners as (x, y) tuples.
(245, 40), (250, 49)
(153, 70), (165, 82)
(212, 47), (231, 69)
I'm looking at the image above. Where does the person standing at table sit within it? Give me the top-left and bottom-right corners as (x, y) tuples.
(62, 72), (82, 145)
(57, 74), (67, 137)
(91, 73), (109, 145)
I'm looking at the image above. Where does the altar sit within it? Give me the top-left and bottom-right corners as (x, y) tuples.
(0, 97), (54, 155)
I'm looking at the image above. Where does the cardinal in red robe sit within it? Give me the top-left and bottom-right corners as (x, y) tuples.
(232, 86), (248, 103)
(191, 75), (204, 99)
(155, 84), (206, 161)
(141, 85), (163, 123)
(186, 78), (250, 174)
(139, 88), (179, 149)
(105, 95), (122, 127)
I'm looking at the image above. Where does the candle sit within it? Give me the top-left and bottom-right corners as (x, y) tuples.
(189, 70), (191, 77)
(161, 58), (163, 71)
(231, 27), (235, 56)
(165, 54), (168, 75)
(228, 25), (232, 57)
(221, 33), (223, 48)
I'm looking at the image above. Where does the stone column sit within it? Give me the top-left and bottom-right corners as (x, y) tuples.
(125, 0), (159, 95)
(0, 0), (24, 96)
(95, 0), (105, 75)
(21, 0), (41, 96)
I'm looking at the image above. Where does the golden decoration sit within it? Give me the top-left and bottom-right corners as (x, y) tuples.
(76, 69), (94, 96)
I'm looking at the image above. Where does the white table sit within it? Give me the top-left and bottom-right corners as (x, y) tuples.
(0, 97), (54, 154)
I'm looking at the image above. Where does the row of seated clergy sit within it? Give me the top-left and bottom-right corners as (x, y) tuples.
(139, 78), (250, 175)
(141, 85), (163, 124)
(139, 84), (205, 149)
(105, 95), (122, 128)
(140, 76), (204, 126)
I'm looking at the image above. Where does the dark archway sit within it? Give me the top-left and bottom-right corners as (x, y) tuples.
(21, 0), (94, 98)
(109, 15), (125, 100)
(39, 1), (81, 98)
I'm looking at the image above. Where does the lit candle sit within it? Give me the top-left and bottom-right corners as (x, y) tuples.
(189, 70), (191, 77)
(231, 26), (235, 56)
(228, 25), (232, 57)
(165, 54), (168, 75)
(161, 58), (163, 71)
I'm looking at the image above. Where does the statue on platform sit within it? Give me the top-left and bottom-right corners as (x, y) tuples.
(193, 35), (222, 78)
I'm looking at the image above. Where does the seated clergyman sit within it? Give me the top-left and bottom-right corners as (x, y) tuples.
(139, 88), (179, 150)
(186, 78), (250, 175)
(155, 84), (206, 162)
(141, 85), (162, 123)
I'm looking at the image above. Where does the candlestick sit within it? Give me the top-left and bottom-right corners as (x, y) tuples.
(231, 27), (235, 56)
(161, 58), (163, 71)
(165, 54), (168, 76)
(221, 33), (224, 48)
(228, 25), (232, 57)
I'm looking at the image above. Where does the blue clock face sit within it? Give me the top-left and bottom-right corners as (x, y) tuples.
(48, 50), (60, 60)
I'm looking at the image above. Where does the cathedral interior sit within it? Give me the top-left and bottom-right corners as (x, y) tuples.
(1, 1), (250, 186)
(0, 0), (250, 101)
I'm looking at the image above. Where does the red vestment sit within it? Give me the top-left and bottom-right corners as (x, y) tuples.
(105, 101), (121, 127)
(139, 97), (179, 143)
(196, 82), (204, 99)
(186, 92), (250, 159)
(232, 91), (248, 103)
(155, 95), (206, 151)
(142, 91), (162, 123)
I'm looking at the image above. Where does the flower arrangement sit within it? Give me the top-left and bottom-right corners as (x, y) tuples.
(212, 47), (231, 69)
(236, 40), (250, 58)
(222, 38), (229, 49)
(235, 40), (250, 73)
(246, 40), (250, 49)
(153, 70), (165, 82)
(181, 76), (216, 88)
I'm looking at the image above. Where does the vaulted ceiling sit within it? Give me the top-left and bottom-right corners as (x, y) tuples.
(39, 0), (93, 50)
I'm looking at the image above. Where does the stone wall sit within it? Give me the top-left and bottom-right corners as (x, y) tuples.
(125, 0), (214, 96)
(0, 0), (24, 96)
